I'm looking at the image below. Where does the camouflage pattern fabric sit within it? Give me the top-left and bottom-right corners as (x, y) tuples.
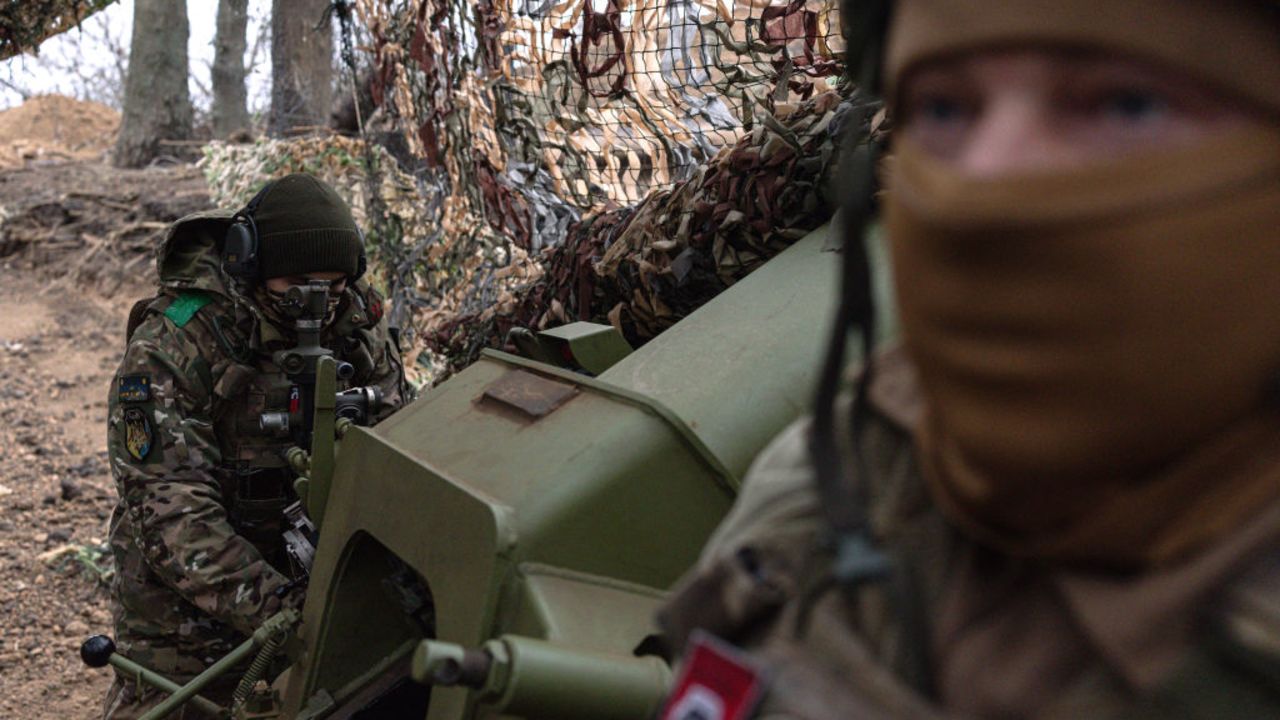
(198, 136), (457, 386)
(361, 0), (844, 215)
(0, 0), (116, 59)
(426, 87), (881, 378)
(196, 3), (851, 386)
(220, 0), (835, 384)
(104, 211), (407, 712)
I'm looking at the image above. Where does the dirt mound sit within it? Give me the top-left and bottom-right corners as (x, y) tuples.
(0, 161), (212, 293)
(0, 95), (120, 168)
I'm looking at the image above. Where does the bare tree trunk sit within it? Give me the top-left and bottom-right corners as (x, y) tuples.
(269, 0), (334, 136)
(212, 0), (251, 138)
(113, 0), (192, 168)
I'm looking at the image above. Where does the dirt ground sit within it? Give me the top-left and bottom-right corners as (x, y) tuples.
(0, 96), (214, 718)
(0, 271), (138, 718)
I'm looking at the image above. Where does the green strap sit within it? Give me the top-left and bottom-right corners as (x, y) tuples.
(163, 292), (212, 328)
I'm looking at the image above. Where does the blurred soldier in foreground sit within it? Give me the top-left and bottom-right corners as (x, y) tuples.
(660, 1), (1280, 717)
(103, 174), (407, 718)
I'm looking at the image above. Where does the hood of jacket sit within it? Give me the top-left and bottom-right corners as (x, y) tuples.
(155, 209), (238, 296)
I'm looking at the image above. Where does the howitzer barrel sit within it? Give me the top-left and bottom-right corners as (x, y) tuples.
(280, 223), (881, 719)
(600, 220), (894, 477)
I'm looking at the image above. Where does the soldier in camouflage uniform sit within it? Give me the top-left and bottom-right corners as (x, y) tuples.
(660, 1), (1280, 718)
(102, 174), (408, 719)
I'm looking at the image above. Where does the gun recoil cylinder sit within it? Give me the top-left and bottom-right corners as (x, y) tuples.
(412, 636), (671, 720)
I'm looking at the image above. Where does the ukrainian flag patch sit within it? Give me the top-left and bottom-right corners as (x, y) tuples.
(118, 374), (151, 403)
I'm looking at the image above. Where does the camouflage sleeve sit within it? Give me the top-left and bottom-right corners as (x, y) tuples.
(108, 316), (292, 637)
(366, 306), (411, 423)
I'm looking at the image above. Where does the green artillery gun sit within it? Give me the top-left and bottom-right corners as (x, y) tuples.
(82, 222), (886, 718)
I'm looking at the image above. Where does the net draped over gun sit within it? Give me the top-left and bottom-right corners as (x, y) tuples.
(203, 0), (867, 385)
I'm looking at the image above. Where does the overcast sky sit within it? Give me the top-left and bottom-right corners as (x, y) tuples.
(0, 0), (273, 113)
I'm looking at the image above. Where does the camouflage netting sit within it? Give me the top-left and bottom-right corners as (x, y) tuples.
(200, 136), (425, 284)
(205, 0), (859, 386)
(359, 0), (845, 214)
(0, 0), (117, 60)
(427, 88), (883, 377)
(200, 135), (546, 382)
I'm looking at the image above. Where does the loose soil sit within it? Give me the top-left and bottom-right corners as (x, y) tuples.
(0, 272), (136, 718)
(0, 95), (215, 718)
(0, 95), (120, 169)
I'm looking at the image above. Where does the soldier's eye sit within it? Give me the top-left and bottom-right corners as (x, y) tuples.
(899, 75), (980, 139)
(1096, 88), (1170, 124)
(899, 84), (979, 158)
(916, 95), (970, 124)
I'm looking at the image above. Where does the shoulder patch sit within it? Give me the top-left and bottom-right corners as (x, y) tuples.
(123, 407), (154, 461)
(163, 292), (213, 328)
(117, 374), (152, 403)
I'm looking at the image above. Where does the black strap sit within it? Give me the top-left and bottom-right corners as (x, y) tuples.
(229, 181), (275, 236)
(841, 0), (892, 96)
(243, 181), (274, 217)
(807, 100), (890, 584)
(125, 295), (161, 343)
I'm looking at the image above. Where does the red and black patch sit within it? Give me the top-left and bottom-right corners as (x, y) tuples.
(365, 288), (385, 325)
(661, 631), (768, 720)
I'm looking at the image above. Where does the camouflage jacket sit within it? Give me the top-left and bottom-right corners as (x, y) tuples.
(659, 346), (1280, 719)
(107, 210), (408, 679)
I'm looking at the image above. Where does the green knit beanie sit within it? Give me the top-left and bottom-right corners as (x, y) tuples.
(253, 173), (363, 279)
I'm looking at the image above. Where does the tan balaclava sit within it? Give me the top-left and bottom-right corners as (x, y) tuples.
(883, 0), (1280, 569)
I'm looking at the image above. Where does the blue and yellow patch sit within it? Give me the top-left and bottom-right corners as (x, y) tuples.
(118, 374), (151, 403)
(123, 407), (153, 461)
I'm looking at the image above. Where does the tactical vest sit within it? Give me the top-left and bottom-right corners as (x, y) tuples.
(127, 287), (386, 559)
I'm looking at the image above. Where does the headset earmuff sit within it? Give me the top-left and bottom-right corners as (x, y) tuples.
(222, 181), (275, 281)
(352, 226), (368, 282)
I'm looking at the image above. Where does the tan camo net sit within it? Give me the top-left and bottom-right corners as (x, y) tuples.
(0, 1), (117, 60)
(365, 0), (842, 213)
(202, 0), (858, 384)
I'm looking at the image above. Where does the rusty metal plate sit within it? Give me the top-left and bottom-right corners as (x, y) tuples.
(481, 369), (578, 419)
